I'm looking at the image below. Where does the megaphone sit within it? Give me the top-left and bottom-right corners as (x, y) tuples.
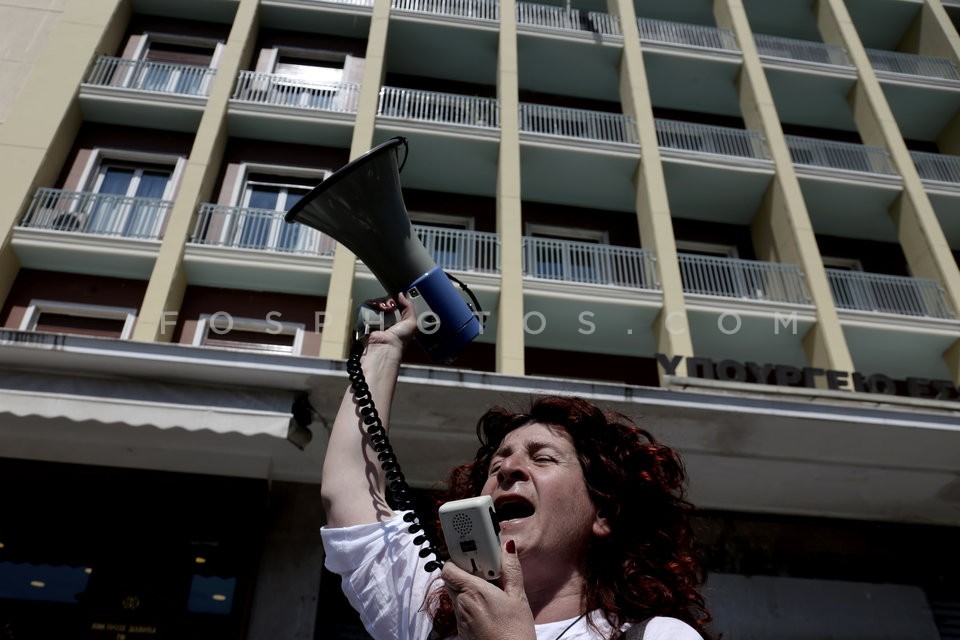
(284, 137), (482, 363)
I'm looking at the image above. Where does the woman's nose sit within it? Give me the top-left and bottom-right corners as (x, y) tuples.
(497, 454), (529, 484)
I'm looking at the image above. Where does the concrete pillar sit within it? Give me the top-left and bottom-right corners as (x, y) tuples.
(0, 0), (130, 308)
(714, 0), (855, 374)
(246, 482), (326, 640)
(898, 1), (960, 63)
(816, 0), (960, 383)
(608, 0), (694, 379)
(318, 0), (393, 360)
(494, 0), (526, 376)
(133, 0), (260, 342)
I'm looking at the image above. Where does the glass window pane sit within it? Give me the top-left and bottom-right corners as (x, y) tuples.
(97, 168), (135, 195)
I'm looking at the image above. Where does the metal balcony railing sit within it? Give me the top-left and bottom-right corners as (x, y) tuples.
(678, 254), (811, 304)
(20, 188), (171, 240)
(519, 103), (638, 145)
(316, 0), (374, 6)
(413, 225), (500, 273)
(516, 2), (620, 37)
(523, 237), (659, 290)
(826, 269), (955, 319)
(865, 48), (960, 82)
(378, 87), (500, 128)
(655, 119), (769, 160)
(190, 204), (337, 256)
(232, 72), (361, 113)
(784, 135), (897, 175)
(910, 150), (960, 185)
(391, 0), (499, 21)
(753, 33), (851, 67)
(638, 17), (738, 52)
(85, 56), (215, 97)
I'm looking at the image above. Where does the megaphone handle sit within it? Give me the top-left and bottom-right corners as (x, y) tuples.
(346, 339), (444, 573)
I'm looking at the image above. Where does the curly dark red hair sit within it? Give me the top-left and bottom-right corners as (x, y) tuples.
(424, 395), (714, 640)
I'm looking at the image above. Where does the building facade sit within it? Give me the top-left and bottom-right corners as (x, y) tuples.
(1, 0), (959, 637)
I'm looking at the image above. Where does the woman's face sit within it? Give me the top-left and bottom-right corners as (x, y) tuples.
(480, 422), (609, 579)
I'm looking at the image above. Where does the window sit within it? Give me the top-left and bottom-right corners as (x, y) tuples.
(69, 150), (183, 239)
(228, 171), (329, 253)
(87, 162), (173, 237)
(19, 300), (138, 339)
(272, 52), (345, 109)
(192, 314), (306, 356)
(525, 224), (608, 283)
(128, 35), (222, 95)
(675, 240), (739, 258)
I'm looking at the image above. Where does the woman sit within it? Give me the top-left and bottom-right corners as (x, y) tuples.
(319, 296), (714, 640)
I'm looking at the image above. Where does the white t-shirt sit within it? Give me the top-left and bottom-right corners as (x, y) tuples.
(321, 512), (703, 640)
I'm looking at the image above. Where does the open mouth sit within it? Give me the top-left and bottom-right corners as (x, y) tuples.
(494, 496), (535, 523)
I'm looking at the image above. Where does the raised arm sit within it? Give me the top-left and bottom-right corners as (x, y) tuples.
(319, 296), (418, 528)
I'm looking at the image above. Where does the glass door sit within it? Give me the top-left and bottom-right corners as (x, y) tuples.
(237, 177), (312, 253)
(87, 164), (172, 237)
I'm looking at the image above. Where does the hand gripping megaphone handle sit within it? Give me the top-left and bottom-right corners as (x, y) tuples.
(353, 270), (485, 363)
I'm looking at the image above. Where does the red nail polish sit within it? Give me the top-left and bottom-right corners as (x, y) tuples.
(506, 539), (516, 554)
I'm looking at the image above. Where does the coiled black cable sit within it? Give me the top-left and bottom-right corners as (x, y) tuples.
(347, 338), (444, 573)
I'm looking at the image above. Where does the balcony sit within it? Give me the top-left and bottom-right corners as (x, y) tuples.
(786, 135), (902, 243)
(679, 254), (816, 370)
(377, 86), (500, 130)
(183, 204), (336, 295)
(11, 188), (170, 279)
(754, 34), (852, 69)
(866, 49), (960, 84)
(391, 0), (499, 21)
(414, 225), (500, 274)
(520, 237), (662, 358)
(227, 72), (359, 143)
(828, 267), (959, 381)
(756, 34), (858, 135)
(515, 3), (622, 105)
(911, 151), (960, 251)
(866, 48), (960, 143)
(826, 269), (955, 320)
(678, 254), (810, 305)
(638, 17), (743, 119)
(638, 17), (738, 52)
(85, 56), (215, 96)
(258, 0), (373, 39)
(386, 0), (499, 90)
(232, 72), (360, 114)
(516, 2), (621, 38)
(655, 119), (773, 226)
(656, 119), (768, 161)
(522, 237), (658, 290)
(519, 103), (637, 146)
(227, 72), (360, 146)
(911, 151), (960, 186)
(189, 204), (335, 257)
(79, 56), (215, 131)
(20, 188), (170, 240)
(784, 136), (896, 176)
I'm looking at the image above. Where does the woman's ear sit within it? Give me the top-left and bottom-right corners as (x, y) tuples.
(592, 509), (612, 538)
